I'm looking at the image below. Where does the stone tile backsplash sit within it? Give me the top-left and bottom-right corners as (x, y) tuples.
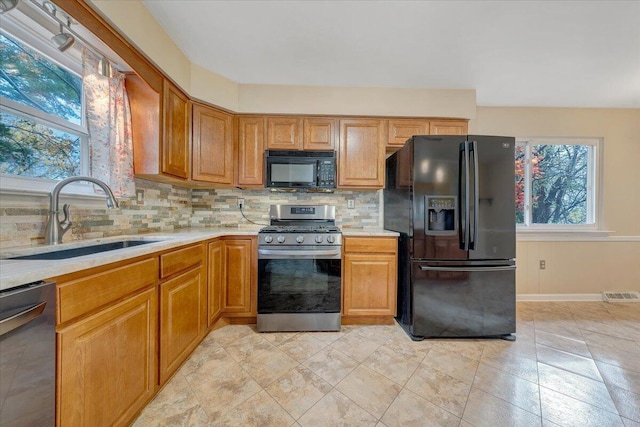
(0, 179), (381, 249)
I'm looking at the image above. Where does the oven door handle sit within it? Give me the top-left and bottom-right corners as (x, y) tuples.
(258, 248), (342, 260)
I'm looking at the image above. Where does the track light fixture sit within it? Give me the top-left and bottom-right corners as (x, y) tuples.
(51, 18), (75, 52)
(0, 0), (19, 14)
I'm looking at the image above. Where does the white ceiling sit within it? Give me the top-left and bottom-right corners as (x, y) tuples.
(142, 0), (640, 108)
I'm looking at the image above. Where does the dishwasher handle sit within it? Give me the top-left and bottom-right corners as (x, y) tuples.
(0, 301), (47, 337)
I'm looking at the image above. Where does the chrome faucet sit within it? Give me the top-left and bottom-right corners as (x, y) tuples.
(45, 176), (120, 245)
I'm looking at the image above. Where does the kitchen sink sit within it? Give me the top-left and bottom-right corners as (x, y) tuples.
(8, 240), (162, 260)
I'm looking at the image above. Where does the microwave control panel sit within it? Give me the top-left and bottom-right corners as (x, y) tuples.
(318, 160), (336, 187)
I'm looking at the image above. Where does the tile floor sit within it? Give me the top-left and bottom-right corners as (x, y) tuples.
(132, 302), (640, 427)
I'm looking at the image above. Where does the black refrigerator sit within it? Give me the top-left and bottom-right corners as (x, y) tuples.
(384, 135), (516, 340)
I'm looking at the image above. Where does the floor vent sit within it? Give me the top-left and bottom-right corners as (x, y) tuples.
(602, 291), (640, 303)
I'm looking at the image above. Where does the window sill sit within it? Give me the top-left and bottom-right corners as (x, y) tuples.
(516, 229), (615, 241)
(0, 175), (110, 207)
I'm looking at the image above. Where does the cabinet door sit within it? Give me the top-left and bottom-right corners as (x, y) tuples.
(343, 253), (397, 316)
(267, 117), (302, 150)
(338, 119), (386, 188)
(303, 117), (336, 150)
(162, 80), (190, 179)
(58, 288), (157, 427)
(222, 239), (254, 315)
(208, 240), (224, 326)
(236, 117), (265, 186)
(192, 104), (233, 184)
(429, 120), (468, 136)
(159, 267), (206, 384)
(387, 119), (428, 148)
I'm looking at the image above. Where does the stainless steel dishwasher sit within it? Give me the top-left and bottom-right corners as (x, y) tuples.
(0, 280), (56, 426)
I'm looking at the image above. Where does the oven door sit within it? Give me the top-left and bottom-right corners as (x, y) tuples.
(258, 246), (341, 314)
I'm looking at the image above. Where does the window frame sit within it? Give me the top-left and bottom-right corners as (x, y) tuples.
(516, 137), (603, 233)
(0, 22), (96, 197)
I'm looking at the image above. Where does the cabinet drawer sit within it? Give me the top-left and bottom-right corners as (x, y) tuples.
(344, 237), (397, 254)
(57, 257), (158, 324)
(160, 244), (203, 278)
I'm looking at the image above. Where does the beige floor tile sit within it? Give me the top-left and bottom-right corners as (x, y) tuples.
(240, 347), (299, 388)
(540, 386), (624, 427)
(581, 329), (640, 355)
(482, 337), (538, 361)
(279, 333), (328, 363)
(362, 340), (426, 385)
(577, 319), (632, 340)
(260, 331), (299, 346)
(537, 362), (618, 414)
(335, 365), (402, 419)
(480, 346), (539, 383)
(308, 330), (347, 344)
(623, 418), (640, 427)
(208, 324), (255, 346)
(298, 389), (377, 427)
(473, 363), (540, 415)
(535, 329), (592, 358)
(265, 366), (332, 420)
(433, 340), (486, 361)
(607, 383), (640, 422)
(421, 346), (479, 384)
(588, 344), (640, 373)
(211, 390), (295, 427)
(223, 332), (275, 363)
(381, 389), (460, 427)
(535, 319), (583, 340)
(597, 361), (640, 395)
(536, 344), (603, 382)
(462, 388), (541, 427)
(180, 344), (230, 378)
(303, 347), (358, 385)
(132, 374), (209, 427)
(188, 364), (262, 420)
(405, 365), (471, 417)
(331, 330), (383, 362)
(354, 325), (399, 345)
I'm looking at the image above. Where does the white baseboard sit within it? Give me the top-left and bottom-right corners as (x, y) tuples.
(517, 294), (602, 302)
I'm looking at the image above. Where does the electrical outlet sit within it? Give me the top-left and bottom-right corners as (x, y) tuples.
(347, 199), (355, 209)
(539, 260), (546, 270)
(237, 198), (245, 209)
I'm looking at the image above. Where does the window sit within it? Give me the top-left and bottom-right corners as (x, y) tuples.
(516, 137), (600, 230)
(0, 32), (88, 181)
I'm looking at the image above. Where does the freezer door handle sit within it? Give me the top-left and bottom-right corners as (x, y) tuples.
(469, 141), (479, 250)
(419, 265), (516, 272)
(458, 142), (469, 250)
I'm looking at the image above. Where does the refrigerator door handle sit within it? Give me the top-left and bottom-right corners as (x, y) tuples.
(458, 142), (469, 250)
(419, 265), (516, 272)
(469, 141), (479, 250)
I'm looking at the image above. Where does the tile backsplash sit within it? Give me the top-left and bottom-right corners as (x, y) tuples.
(0, 179), (381, 249)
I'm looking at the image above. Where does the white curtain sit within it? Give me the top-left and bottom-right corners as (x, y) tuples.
(82, 48), (135, 197)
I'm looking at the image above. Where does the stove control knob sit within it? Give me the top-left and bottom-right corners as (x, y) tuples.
(276, 235), (286, 244)
(326, 235), (335, 244)
(315, 235), (323, 243)
(264, 235), (273, 244)
(296, 235), (304, 244)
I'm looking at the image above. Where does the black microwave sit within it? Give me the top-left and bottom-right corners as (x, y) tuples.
(265, 150), (336, 190)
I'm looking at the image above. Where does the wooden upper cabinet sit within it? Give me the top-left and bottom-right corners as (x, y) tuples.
(338, 119), (386, 188)
(387, 119), (429, 148)
(303, 118), (336, 150)
(429, 120), (468, 136)
(267, 117), (302, 150)
(192, 104), (234, 184)
(236, 117), (265, 186)
(162, 80), (190, 179)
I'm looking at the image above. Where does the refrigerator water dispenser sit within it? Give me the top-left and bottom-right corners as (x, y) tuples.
(425, 196), (457, 235)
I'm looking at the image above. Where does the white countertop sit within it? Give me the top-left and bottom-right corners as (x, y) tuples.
(0, 227), (398, 291)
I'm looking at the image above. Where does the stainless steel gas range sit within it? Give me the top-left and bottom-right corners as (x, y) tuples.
(257, 205), (342, 332)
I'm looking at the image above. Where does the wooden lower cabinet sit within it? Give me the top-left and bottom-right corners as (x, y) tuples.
(57, 287), (157, 427)
(207, 240), (224, 326)
(159, 266), (207, 384)
(222, 238), (256, 316)
(342, 237), (398, 318)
